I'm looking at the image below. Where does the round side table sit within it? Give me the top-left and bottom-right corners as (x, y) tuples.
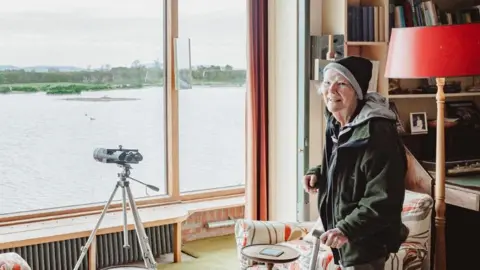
(241, 244), (300, 270)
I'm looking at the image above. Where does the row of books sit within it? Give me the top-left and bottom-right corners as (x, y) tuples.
(392, 0), (480, 28)
(347, 5), (386, 42)
(347, 1), (480, 42)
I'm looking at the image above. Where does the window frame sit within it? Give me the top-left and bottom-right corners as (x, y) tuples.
(0, 0), (245, 224)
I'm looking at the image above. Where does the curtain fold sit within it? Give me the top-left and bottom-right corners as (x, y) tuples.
(245, 0), (269, 221)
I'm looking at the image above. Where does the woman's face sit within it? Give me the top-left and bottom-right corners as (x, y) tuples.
(319, 69), (357, 113)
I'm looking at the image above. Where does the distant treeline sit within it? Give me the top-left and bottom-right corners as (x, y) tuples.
(0, 64), (247, 87)
(0, 83), (142, 95)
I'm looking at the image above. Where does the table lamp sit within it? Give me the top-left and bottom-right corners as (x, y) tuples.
(385, 23), (480, 270)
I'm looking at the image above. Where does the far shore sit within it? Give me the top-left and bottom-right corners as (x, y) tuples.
(0, 81), (245, 95)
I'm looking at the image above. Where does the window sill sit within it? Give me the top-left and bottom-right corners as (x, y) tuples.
(0, 187), (245, 224)
(182, 195), (245, 214)
(0, 195), (245, 249)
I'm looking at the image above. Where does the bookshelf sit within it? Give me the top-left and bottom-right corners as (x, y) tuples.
(310, 0), (480, 136)
(310, 0), (391, 96)
(387, 1), (480, 99)
(312, 0), (480, 101)
(385, 1), (480, 135)
(344, 0), (390, 98)
(333, 0), (480, 134)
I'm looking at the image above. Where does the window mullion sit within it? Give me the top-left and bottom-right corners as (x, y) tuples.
(166, 0), (180, 200)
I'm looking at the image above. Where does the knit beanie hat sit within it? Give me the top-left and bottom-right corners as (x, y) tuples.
(323, 56), (372, 100)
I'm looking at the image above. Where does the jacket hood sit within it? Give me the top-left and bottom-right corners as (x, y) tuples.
(324, 92), (397, 147)
(345, 92), (396, 128)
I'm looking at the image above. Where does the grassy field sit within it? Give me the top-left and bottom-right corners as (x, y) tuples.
(0, 82), (145, 95)
(0, 80), (243, 95)
(4, 82), (92, 87)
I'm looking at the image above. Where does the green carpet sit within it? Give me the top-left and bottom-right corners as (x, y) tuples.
(157, 235), (239, 270)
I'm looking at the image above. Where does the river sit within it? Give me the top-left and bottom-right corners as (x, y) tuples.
(0, 86), (246, 215)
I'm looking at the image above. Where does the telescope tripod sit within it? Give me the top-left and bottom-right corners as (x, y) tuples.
(73, 164), (158, 270)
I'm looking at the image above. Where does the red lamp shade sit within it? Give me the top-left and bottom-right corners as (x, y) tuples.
(385, 23), (480, 79)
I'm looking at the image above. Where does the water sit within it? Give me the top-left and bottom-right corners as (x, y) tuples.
(0, 86), (246, 215)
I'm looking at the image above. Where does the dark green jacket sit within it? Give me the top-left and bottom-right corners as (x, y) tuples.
(307, 93), (408, 267)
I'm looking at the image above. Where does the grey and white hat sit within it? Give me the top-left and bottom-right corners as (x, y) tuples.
(323, 56), (373, 100)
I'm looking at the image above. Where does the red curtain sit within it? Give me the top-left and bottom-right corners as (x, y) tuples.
(245, 0), (269, 221)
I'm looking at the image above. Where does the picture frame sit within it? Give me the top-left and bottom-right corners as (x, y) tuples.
(410, 112), (428, 134)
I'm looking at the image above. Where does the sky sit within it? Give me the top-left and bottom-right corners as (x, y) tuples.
(0, 0), (247, 69)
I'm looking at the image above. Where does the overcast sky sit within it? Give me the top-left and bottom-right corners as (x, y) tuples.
(0, 0), (247, 69)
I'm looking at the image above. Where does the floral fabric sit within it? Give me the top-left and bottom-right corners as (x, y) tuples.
(0, 253), (31, 270)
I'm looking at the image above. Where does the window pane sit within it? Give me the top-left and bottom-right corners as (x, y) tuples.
(0, 0), (166, 215)
(178, 0), (247, 193)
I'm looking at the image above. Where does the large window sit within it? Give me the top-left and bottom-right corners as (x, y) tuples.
(0, 0), (167, 215)
(0, 0), (247, 218)
(177, 0), (247, 193)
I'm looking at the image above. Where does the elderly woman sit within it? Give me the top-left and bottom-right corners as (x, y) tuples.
(303, 56), (408, 270)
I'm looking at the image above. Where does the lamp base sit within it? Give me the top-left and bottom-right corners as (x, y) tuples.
(434, 77), (447, 270)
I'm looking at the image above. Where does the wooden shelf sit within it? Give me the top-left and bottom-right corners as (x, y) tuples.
(346, 41), (387, 46)
(389, 92), (480, 99)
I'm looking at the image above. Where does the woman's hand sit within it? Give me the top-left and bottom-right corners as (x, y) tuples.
(320, 228), (348, 249)
(302, 174), (318, 193)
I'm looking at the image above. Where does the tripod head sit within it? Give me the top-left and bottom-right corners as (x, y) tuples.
(117, 163), (133, 177)
(117, 162), (160, 192)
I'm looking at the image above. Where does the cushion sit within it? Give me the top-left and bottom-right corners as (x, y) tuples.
(0, 252), (31, 270)
(402, 190), (433, 246)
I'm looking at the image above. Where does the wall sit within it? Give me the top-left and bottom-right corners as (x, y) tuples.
(182, 206), (244, 242)
(308, 0), (346, 219)
(266, 0), (348, 222)
(267, 0), (298, 222)
(308, 82), (324, 220)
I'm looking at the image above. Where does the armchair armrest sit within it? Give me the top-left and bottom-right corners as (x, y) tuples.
(235, 219), (314, 247)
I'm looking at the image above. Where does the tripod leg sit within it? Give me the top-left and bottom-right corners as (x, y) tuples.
(121, 183), (130, 248)
(73, 183), (121, 270)
(125, 183), (157, 270)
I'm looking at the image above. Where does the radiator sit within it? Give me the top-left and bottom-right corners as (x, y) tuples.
(0, 224), (173, 270)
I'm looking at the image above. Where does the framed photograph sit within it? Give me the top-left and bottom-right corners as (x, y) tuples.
(410, 112), (428, 134)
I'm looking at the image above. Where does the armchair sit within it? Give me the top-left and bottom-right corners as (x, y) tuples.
(235, 190), (433, 270)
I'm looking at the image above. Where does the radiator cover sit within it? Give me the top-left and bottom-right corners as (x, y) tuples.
(0, 224), (174, 270)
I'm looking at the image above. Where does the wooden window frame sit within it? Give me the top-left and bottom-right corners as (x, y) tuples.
(0, 0), (245, 225)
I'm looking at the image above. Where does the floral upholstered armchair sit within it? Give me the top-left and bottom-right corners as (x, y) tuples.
(0, 252), (31, 270)
(235, 190), (433, 270)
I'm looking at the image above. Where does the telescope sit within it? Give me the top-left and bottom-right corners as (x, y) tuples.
(93, 146), (143, 164)
(75, 145), (158, 270)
